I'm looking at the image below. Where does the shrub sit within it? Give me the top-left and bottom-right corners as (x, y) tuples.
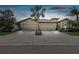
(59, 28), (79, 32)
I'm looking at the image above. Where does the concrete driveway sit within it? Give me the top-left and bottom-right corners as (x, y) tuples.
(0, 31), (79, 53)
(0, 31), (79, 45)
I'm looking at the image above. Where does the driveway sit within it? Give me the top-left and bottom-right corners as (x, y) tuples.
(0, 31), (79, 45)
(0, 31), (79, 53)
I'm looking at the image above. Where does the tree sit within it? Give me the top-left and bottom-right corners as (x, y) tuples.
(30, 5), (45, 35)
(67, 6), (79, 29)
(0, 9), (16, 32)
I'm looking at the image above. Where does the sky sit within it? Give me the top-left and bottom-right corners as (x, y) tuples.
(0, 5), (79, 21)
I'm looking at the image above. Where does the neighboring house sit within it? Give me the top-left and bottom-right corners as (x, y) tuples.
(17, 18), (59, 31)
(58, 18), (75, 30)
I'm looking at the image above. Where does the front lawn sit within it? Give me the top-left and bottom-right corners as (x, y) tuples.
(64, 32), (79, 36)
(0, 32), (11, 36)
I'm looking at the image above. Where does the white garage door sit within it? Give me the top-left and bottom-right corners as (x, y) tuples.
(21, 24), (37, 30)
(20, 20), (57, 31)
(39, 23), (57, 31)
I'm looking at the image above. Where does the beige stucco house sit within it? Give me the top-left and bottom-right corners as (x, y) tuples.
(17, 18), (59, 31)
(58, 18), (75, 30)
(15, 18), (74, 31)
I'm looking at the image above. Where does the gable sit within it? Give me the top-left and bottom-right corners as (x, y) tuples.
(20, 19), (37, 25)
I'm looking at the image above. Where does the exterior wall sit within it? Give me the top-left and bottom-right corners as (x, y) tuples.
(59, 20), (69, 29)
(58, 19), (73, 29)
(19, 19), (57, 31)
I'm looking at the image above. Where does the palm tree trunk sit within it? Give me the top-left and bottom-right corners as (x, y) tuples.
(35, 17), (42, 35)
(37, 20), (39, 30)
(37, 17), (40, 30)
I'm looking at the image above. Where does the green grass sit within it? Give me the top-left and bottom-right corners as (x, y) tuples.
(0, 32), (11, 36)
(65, 32), (79, 36)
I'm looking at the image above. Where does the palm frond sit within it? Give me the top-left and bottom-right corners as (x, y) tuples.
(30, 5), (45, 20)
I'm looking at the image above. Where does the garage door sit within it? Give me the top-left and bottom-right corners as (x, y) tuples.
(20, 24), (37, 30)
(39, 23), (57, 31)
(20, 20), (57, 31)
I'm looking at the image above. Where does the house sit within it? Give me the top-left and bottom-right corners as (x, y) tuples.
(58, 18), (75, 30)
(17, 18), (59, 31)
(16, 18), (76, 31)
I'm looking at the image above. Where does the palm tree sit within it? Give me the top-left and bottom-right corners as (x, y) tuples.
(67, 6), (79, 29)
(30, 5), (45, 35)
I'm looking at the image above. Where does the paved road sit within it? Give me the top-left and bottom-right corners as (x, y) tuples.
(0, 31), (79, 53)
(0, 45), (79, 54)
